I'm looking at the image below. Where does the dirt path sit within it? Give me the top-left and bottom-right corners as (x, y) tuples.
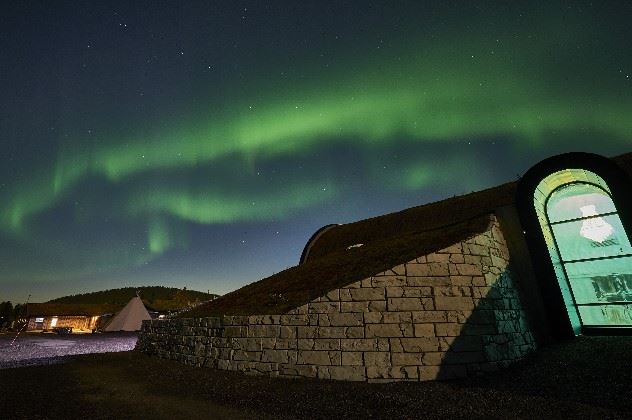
(1, 336), (632, 419)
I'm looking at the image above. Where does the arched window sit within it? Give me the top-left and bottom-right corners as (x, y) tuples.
(534, 169), (632, 334)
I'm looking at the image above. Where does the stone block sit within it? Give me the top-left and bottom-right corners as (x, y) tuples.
(466, 243), (490, 256)
(439, 336), (482, 352)
(419, 366), (441, 381)
(367, 366), (417, 380)
(224, 316), (250, 326)
(232, 350), (262, 362)
(437, 322), (467, 336)
(400, 337), (440, 352)
(297, 350), (333, 365)
(318, 314), (331, 326)
(368, 301), (387, 312)
(366, 324), (404, 338)
(345, 326), (365, 338)
(464, 255), (482, 265)
(427, 253), (450, 263)
(406, 262), (450, 277)
(224, 326), (247, 338)
(317, 327), (347, 338)
(298, 339), (315, 350)
(326, 289), (340, 301)
(414, 324), (435, 337)
(279, 326), (296, 339)
(233, 337), (262, 351)
(434, 286), (463, 297)
(412, 311), (447, 323)
(371, 275), (407, 287)
(341, 338), (379, 351)
(382, 312), (412, 323)
(455, 263), (483, 276)
(308, 302), (340, 313)
(446, 310), (474, 324)
(327, 366), (366, 381)
(350, 288), (385, 301)
(342, 351), (363, 366)
(313, 339), (341, 351)
(407, 276), (451, 287)
(388, 298), (424, 311)
(328, 313), (364, 326)
(364, 312), (383, 323)
(392, 352), (423, 365)
(339, 289), (352, 301)
(248, 325), (280, 338)
(261, 350), (289, 363)
(341, 302), (369, 312)
(463, 324), (497, 335)
(422, 352), (445, 366)
(297, 326), (318, 338)
(364, 351), (391, 366)
(280, 364), (317, 378)
(366, 366), (391, 379)
(434, 296), (475, 311)
(391, 264), (406, 276)
(386, 286), (404, 298)
(443, 351), (485, 364)
(280, 315), (309, 325)
(275, 338), (297, 350)
(437, 243), (463, 254)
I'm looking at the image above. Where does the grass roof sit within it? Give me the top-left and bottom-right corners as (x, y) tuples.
(184, 152), (632, 318)
(185, 214), (493, 317)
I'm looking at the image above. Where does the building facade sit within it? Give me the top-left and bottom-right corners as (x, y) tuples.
(137, 152), (632, 381)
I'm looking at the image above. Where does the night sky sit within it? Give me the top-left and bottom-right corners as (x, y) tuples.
(2, 1), (631, 303)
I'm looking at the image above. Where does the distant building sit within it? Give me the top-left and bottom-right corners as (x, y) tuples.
(26, 303), (123, 332)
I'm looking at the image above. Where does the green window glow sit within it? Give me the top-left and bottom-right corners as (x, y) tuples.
(535, 169), (632, 333)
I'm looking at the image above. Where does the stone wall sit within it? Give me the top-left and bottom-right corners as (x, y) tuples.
(137, 214), (536, 382)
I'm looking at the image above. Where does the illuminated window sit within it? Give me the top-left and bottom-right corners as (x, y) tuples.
(50, 317), (58, 327)
(535, 169), (632, 333)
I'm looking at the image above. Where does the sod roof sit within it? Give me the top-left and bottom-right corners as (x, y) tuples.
(184, 152), (632, 318)
(27, 303), (124, 317)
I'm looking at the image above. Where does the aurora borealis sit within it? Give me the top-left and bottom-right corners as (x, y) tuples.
(1, 2), (631, 302)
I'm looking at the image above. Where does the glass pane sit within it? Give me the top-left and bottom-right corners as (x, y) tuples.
(565, 256), (632, 281)
(570, 274), (632, 304)
(564, 257), (632, 327)
(551, 215), (632, 261)
(578, 304), (632, 326)
(547, 183), (615, 223)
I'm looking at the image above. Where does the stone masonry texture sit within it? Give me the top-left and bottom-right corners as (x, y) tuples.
(136, 215), (536, 382)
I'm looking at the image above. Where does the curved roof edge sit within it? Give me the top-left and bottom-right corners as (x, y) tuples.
(299, 224), (340, 265)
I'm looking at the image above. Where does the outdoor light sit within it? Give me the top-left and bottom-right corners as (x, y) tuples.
(579, 204), (613, 243)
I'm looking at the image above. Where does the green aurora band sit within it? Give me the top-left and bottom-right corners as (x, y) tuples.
(2, 20), (632, 263)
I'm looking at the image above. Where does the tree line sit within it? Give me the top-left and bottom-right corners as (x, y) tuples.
(0, 301), (26, 330)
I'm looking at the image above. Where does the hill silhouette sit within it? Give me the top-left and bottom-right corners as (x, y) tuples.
(47, 286), (218, 312)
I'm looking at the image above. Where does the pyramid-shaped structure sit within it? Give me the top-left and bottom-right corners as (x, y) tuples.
(104, 296), (151, 331)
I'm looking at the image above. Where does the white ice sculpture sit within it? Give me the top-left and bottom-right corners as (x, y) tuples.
(579, 204), (614, 243)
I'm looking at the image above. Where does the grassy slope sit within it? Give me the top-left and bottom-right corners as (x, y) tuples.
(186, 214), (494, 317)
(1, 336), (631, 419)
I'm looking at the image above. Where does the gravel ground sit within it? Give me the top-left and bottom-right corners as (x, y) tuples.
(1, 335), (631, 419)
(0, 332), (138, 369)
